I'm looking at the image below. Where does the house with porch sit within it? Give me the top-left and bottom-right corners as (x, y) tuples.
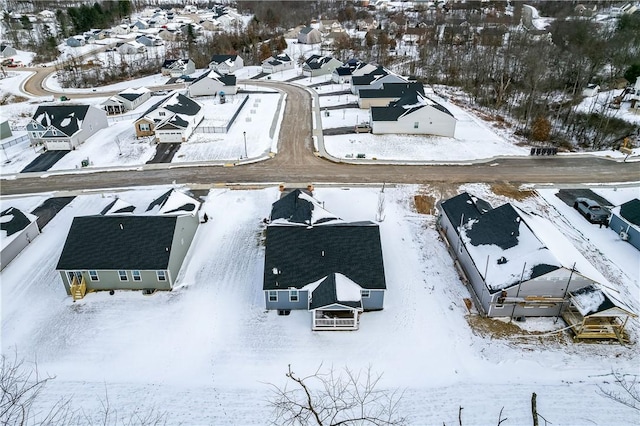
(261, 53), (294, 74)
(188, 69), (237, 97)
(370, 91), (457, 137)
(134, 92), (204, 142)
(263, 188), (386, 331)
(208, 54), (243, 74)
(161, 58), (196, 77)
(358, 82), (425, 109)
(102, 87), (151, 115)
(56, 189), (201, 300)
(302, 55), (343, 77)
(1, 207), (40, 271)
(609, 198), (640, 250)
(27, 104), (108, 150)
(438, 192), (611, 318)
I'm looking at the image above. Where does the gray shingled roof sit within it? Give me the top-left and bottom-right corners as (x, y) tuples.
(351, 66), (387, 86)
(440, 192), (492, 228)
(263, 222), (386, 291)
(619, 199), (640, 226)
(210, 54), (237, 64)
(28, 105), (91, 136)
(56, 215), (178, 270)
(309, 274), (363, 310)
(270, 189), (314, 223)
(359, 82), (424, 99)
(163, 93), (201, 116)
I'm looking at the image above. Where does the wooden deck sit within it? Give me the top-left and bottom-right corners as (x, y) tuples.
(562, 308), (629, 344)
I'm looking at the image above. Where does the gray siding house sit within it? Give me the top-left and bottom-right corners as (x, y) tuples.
(56, 190), (200, 299)
(101, 87), (151, 115)
(350, 67), (407, 95)
(161, 58), (196, 77)
(208, 54), (243, 74)
(0, 44), (17, 57)
(438, 192), (604, 318)
(1, 207), (40, 270)
(302, 55), (343, 77)
(27, 105), (108, 150)
(188, 69), (237, 97)
(297, 26), (322, 44)
(609, 198), (640, 251)
(263, 189), (386, 330)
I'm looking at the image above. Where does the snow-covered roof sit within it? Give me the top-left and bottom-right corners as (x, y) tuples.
(1, 207), (37, 244)
(570, 285), (636, 317)
(146, 189), (201, 216)
(269, 189), (340, 226)
(305, 273), (364, 310)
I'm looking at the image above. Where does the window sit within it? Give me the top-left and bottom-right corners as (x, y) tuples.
(361, 290), (370, 298)
(88, 270), (99, 281)
(118, 270), (128, 281)
(414, 122), (419, 129)
(132, 270), (141, 281)
(157, 270), (167, 281)
(139, 123), (150, 132)
(289, 289), (299, 302)
(159, 111), (166, 117)
(268, 291), (278, 302)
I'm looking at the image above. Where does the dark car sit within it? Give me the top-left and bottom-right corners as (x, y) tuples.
(573, 197), (611, 224)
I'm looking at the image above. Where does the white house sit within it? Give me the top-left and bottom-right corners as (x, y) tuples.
(298, 26), (322, 44)
(134, 93), (204, 143)
(1, 207), (40, 271)
(117, 41), (145, 55)
(0, 44), (17, 57)
(351, 66), (407, 94)
(102, 87), (151, 115)
(370, 92), (457, 137)
(26, 104), (108, 150)
(302, 55), (343, 77)
(161, 58), (196, 77)
(188, 69), (237, 97)
(331, 59), (377, 84)
(261, 53), (294, 74)
(208, 54), (243, 74)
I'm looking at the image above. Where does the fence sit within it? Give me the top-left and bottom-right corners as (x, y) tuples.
(193, 95), (250, 134)
(108, 113), (140, 123)
(1, 134), (29, 149)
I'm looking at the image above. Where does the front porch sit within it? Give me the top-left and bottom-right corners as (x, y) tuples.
(312, 309), (360, 331)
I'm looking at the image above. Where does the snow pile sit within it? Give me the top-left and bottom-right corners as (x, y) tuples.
(572, 286), (606, 316)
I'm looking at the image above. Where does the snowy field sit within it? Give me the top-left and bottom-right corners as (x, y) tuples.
(1, 183), (638, 425)
(576, 89), (640, 125)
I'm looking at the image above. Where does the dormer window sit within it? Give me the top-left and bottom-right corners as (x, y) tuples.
(159, 111), (166, 117)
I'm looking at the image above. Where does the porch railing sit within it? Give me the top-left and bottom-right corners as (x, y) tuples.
(314, 318), (357, 328)
(70, 276), (87, 301)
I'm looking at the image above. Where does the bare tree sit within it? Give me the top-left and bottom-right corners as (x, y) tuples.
(268, 364), (406, 426)
(599, 371), (640, 411)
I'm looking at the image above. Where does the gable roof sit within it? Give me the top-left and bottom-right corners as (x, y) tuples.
(192, 69), (236, 86)
(299, 26), (316, 34)
(146, 189), (200, 216)
(118, 87), (149, 102)
(263, 222), (386, 291)
(304, 55), (338, 70)
(351, 66), (388, 86)
(307, 273), (363, 310)
(569, 285), (636, 317)
(56, 215), (178, 270)
(270, 189), (338, 225)
(1, 207), (37, 238)
(370, 92), (452, 122)
(210, 54), (238, 64)
(440, 192), (493, 228)
(28, 105), (91, 135)
(162, 58), (190, 68)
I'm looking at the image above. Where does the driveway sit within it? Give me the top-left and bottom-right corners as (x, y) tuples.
(556, 189), (613, 208)
(146, 143), (181, 164)
(21, 151), (70, 173)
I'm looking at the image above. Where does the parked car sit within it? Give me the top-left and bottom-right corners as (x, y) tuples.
(573, 197), (611, 224)
(355, 123), (371, 133)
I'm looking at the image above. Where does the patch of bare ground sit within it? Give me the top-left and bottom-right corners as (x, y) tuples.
(414, 194), (435, 214)
(0, 94), (28, 105)
(491, 182), (535, 201)
(466, 315), (569, 345)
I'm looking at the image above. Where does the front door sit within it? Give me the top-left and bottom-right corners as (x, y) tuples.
(67, 271), (82, 283)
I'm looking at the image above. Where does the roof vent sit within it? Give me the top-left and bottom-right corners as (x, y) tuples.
(497, 256), (507, 265)
(119, 223), (123, 230)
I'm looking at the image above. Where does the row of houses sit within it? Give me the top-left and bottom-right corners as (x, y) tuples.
(7, 185), (629, 339)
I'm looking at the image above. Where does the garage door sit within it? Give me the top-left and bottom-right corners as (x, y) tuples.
(45, 141), (71, 150)
(157, 131), (183, 143)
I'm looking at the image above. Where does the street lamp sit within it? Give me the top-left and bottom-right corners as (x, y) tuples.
(243, 131), (247, 158)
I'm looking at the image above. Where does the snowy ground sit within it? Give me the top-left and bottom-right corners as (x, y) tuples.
(1, 183), (638, 425)
(576, 89), (640, 125)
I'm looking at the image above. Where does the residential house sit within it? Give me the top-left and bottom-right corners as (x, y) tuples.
(66, 36), (86, 47)
(331, 59), (377, 84)
(609, 198), (640, 251)
(208, 54), (243, 74)
(188, 69), (237, 97)
(56, 189), (201, 299)
(562, 284), (636, 343)
(132, 19), (149, 30)
(0, 44), (17, 57)
(134, 92), (204, 143)
(370, 91), (456, 137)
(117, 41), (146, 55)
(199, 18), (222, 32)
(358, 82), (425, 109)
(350, 66), (407, 94)
(261, 53), (294, 74)
(158, 28), (180, 41)
(37, 9), (56, 21)
(180, 23), (203, 38)
(438, 192), (609, 318)
(101, 87), (151, 115)
(263, 188), (386, 330)
(111, 24), (131, 35)
(302, 55), (343, 77)
(1, 207), (40, 270)
(319, 20), (343, 33)
(297, 27), (322, 44)
(84, 29), (106, 43)
(161, 58), (196, 77)
(356, 17), (378, 31)
(136, 35), (163, 47)
(27, 104), (108, 150)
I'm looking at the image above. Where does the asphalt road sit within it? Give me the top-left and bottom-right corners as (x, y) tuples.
(3, 72), (638, 197)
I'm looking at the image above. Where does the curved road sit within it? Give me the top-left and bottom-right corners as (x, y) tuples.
(2, 72), (638, 196)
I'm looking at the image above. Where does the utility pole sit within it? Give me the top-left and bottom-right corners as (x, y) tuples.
(243, 131), (247, 158)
